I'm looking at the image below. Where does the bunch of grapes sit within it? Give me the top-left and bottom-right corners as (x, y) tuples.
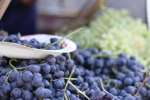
(73, 48), (150, 100)
(0, 35), (149, 100)
(0, 34), (63, 50)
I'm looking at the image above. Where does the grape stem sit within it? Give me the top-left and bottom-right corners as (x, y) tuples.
(64, 93), (69, 100)
(68, 81), (90, 100)
(99, 78), (118, 100)
(9, 59), (17, 71)
(135, 72), (150, 96)
(15, 67), (26, 70)
(64, 78), (77, 81)
(48, 28), (83, 48)
(52, 78), (77, 82)
(5, 70), (13, 82)
(64, 53), (76, 100)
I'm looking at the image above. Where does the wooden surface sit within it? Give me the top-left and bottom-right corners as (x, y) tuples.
(0, 0), (11, 20)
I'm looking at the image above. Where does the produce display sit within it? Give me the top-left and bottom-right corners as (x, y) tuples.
(0, 35), (150, 100)
(71, 9), (150, 67)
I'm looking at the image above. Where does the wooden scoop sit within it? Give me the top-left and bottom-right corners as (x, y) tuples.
(0, 34), (77, 59)
(0, 0), (11, 20)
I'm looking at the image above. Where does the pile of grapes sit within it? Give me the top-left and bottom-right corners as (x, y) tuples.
(0, 34), (63, 50)
(0, 35), (150, 100)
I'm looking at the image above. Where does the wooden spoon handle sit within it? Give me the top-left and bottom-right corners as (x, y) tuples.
(0, 0), (11, 20)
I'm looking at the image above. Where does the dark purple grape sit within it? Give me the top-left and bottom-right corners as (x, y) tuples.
(23, 82), (33, 91)
(10, 88), (22, 98)
(74, 54), (84, 65)
(41, 63), (51, 74)
(22, 71), (33, 82)
(43, 79), (50, 87)
(27, 65), (41, 73)
(32, 73), (43, 87)
(139, 87), (147, 97)
(125, 86), (136, 94)
(53, 71), (64, 78)
(50, 38), (58, 43)
(1, 83), (11, 94)
(8, 70), (19, 82)
(46, 56), (56, 64)
(35, 87), (52, 98)
(124, 94), (136, 100)
(22, 90), (33, 100)
(124, 77), (133, 85)
(109, 88), (118, 95)
(53, 78), (65, 89)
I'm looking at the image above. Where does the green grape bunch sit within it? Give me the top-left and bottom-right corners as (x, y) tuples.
(70, 8), (150, 67)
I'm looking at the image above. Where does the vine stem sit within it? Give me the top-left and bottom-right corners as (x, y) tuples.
(5, 70), (13, 82)
(68, 81), (90, 100)
(9, 59), (17, 71)
(135, 72), (150, 96)
(99, 78), (118, 100)
(64, 53), (76, 100)
(47, 28), (83, 48)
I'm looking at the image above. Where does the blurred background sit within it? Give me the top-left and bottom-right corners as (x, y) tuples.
(37, 0), (147, 33)
(0, 0), (147, 34)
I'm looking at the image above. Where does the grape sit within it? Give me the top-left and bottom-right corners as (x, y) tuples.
(125, 86), (136, 94)
(23, 82), (33, 91)
(50, 65), (57, 73)
(120, 90), (128, 97)
(41, 63), (51, 74)
(16, 98), (23, 100)
(109, 88), (118, 95)
(116, 72), (126, 80)
(53, 71), (64, 78)
(46, 56), (56, 64)
(32, 73), (43, 87)
(69, 94), (80, 100)
(139, 87), (147, 97)
(1, 83), (11, 94)
(27, 65), (41, 73)
(124, 94), (136, 100)
(10, 88), (22, 98)
(35, 87), (52, 98)
(10, 82), (17, 89)
(80, 82), (89, 91)
(116, 57), (127, 66)
(95, 59), (104, 68)
(55, 90), (64, 97)
(22, 71), (33, 82)
(56, 55), (66, 64)
(53, 78), (65, 89)
(43, 79), (50, 87)
(124, 77), (133, 85)
(75, 54), (85, 65)
(50, 38), (58, 43)
(22, 90), (33, 100)
(8, 70), (19, 82)
(66, 59), (74, 70)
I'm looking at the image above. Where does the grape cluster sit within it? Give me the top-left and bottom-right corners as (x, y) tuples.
(0, 35), (150, 100)
(0, 34), (63, 50)
(73, 48), (150, 100)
